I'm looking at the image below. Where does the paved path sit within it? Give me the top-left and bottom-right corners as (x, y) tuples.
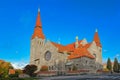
(39, 74), (120, 80)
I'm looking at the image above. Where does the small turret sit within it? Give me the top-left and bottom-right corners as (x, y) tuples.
(75, 36), (79, 48)
(93, 29), (101, 47)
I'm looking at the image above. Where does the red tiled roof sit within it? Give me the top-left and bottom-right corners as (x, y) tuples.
(32, 27), (45, 39)
(9, 69), (15, 75)
(51, 41), (94, 59)
(68, 46), (95, 59)
(51, 40), (82, 53)
(51, 42), (67, 53)
(36, 9), (42, 27)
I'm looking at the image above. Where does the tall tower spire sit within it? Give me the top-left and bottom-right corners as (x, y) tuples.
(93, 29), (101, 47)
(36, 8), (42, 27)
(32, 8), (45, 39)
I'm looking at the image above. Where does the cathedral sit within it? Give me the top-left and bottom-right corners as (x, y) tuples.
(30, 9), (103, 73)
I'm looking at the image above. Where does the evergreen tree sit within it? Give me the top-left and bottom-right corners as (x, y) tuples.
(106, 58), (112, 71)
(118, 63), (120, 73)
(113, 58), (119, 73)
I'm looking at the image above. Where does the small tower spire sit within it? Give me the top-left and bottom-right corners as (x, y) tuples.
(93, 29), (101, 47)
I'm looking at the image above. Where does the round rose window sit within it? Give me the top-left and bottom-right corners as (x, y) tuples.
(45, 51), (51, 61)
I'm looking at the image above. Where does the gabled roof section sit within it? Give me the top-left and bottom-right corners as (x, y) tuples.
(51, 42), (67, 53)
(68, 46), (95, 59)
(51, 40), (92, 57)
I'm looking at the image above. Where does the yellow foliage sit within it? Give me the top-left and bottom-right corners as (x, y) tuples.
(0, 60), (13, 75)
(15, 69), (23, 74)
(103, 68), (109, 71)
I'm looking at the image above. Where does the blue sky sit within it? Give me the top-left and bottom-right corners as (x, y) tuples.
(0, 0), (120, 68)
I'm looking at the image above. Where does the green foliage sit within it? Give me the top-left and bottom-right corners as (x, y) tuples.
(15, 69), (23, 74)
(0, 60), (13, 79)
(23, 65), (37, 77)
(106, 58), (112, 71)
(113, 58), (119, 73)
(9, 73), (18, 78)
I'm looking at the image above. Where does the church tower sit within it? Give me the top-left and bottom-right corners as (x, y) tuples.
(93, 29), (102, 64)
(30, 8), (45, 65)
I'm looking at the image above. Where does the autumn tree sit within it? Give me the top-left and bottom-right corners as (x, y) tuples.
(23, 64), (37, 77)
(0, 60), (13, 79)
(106, 58), (112, 71)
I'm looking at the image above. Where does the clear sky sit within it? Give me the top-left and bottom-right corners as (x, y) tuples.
(0, 0), (120, 68)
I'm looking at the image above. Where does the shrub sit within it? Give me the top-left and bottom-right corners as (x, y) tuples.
(23, 65), (37, 77)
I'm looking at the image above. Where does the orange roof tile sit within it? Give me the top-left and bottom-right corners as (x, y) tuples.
(32, 27), (45, 39)
(36, 9), (42, 27)
(68, 46), (94, 59)
(51, 40), (83, 53)
(51, 41), (93, 60)
(94, 32), (102, 47)
(9, 69), (15, 75)
(51, 42), (67, 53)
(32, 9), (45, 39)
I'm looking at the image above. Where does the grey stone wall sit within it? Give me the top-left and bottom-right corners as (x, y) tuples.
(30, 37), (68, 71)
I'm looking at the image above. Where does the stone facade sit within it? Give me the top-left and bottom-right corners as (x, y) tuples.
(30, 38), (68, 71)
(30, 9), (103, 73)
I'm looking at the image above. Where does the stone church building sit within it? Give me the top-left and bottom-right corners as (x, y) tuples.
(30, 9), (103, 73)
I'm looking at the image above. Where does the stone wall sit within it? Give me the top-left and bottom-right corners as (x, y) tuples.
(30, 37), (68, 71)
(87, 41), (102, 65)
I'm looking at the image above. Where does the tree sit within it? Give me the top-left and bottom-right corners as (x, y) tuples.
(113, 58), (119, 73)
(23, 65), (37, 77)
(119, 63), (120, 73)
(0, 60), (13, 78)
(106, 58), (112, 71)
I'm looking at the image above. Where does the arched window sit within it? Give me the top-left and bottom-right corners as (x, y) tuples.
(49, 66), (51, 70)
(93, 53), (96, 58)
(52, 66), (54, 70)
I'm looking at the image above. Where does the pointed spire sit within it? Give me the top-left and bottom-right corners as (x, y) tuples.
(76, 36), (79, 40)
(36, 8), (42, 27)
(32, 8), (45, 39)
(38, 8), (40, 12)
(96, 28), (98, 32)
(93, 29), (101, 47)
